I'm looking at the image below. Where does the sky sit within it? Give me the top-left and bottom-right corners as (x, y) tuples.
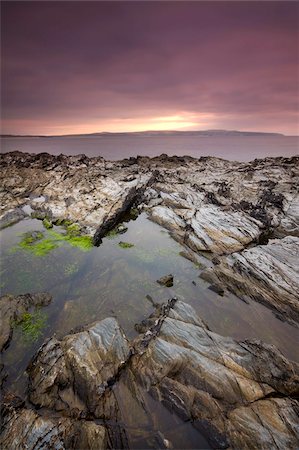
(1, 1), (298, 136)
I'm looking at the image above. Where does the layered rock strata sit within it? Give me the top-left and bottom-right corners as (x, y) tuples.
(2, 300), (298, 449)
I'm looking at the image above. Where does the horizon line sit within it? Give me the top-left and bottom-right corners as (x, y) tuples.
(2, 128), (298, 138)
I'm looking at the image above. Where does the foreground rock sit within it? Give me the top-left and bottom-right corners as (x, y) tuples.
(0, 393), (107, 450)
(131, 300), (299, 449)
(202, 236), (299, 326)
(3, 300), (295, 449)
(0, 292), (52, 352)
(28, 317), (130, 415)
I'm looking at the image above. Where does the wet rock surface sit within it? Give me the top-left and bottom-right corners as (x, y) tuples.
(0, 292), (52, 352)
(1, 152), (298, 323)
(201, 236), (299, 326)
(0, 393), (107, 450)
(2, 300), (298, 449)
(28, 317), (130, 416)
(1, 152), (299, 448)
(130, 300), (299, 449)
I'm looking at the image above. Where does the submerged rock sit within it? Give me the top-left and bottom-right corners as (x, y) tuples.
(157, 274), (174, 287)
(202, 236), (299, 326)
(0, 292), (52, 352)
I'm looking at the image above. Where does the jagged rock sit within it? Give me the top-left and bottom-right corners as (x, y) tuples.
(0, 292), (52, 352)
(157, 274), (174, 287)
(0, 393), (107, 450)
(131, 300), (299, 449)
(28, 317), (130, 419)
(0, 208), (26, 229)
(279, 193), (299, 236)
(0, 151), (151, 238)
(1, 153), (298, 248)
(201, 236), (299, 326)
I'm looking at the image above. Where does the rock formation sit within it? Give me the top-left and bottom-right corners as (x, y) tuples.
(1, 300), (298, 449)
(1, 152), (298, 324)
(1, 151), (299, 448)
(0, 292), (52, 352)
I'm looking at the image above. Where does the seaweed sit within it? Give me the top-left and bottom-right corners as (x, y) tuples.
(118, 241), (134, 249)
(42, 218), (53, 229)
(13, 310), (47, 342)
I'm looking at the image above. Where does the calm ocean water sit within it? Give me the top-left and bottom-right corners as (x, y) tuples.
(1, 134), (298, 161)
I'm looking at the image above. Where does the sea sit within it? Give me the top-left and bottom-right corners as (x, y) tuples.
(1, 133), (298, 161)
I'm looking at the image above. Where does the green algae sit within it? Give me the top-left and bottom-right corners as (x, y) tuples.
(14, 310), (47, 343)
(21, 231), (44, 245)
(64, 263), (79, 276)
(129, 207), (139, 220)
(48, 230), (93, 251)
(118, 241), (134, 249)
(106, 228), (119, 239)
(53, 218), (72, 227)
(42, 218), (53, 229)
(66, 223), (81, 236)
(106, 223), (128, 239)
(65, 235), (93, 250)
(24, 239), (59, 256)
(15, 225), (93, 257)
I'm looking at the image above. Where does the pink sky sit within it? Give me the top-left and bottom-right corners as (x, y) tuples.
(1, 1), (298, 135)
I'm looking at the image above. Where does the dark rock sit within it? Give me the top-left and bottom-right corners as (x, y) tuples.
(157, 274), (174, 287)
(208, 284), (224, 296)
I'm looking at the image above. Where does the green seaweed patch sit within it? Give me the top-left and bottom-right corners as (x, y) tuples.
(118, 241), (134, 249)
(65, 235), (93, 250)
(42, 217), (53, 229)
(14, 310), (47, 342)
(53, 218), (73, 227)
(21, 231), (44, 245)
(106, 223), (128, 239)
(49, 230), (93, 251)
(129, 207), (139, 220)
(16, 231), (59, 256)
(66, 223), (81, 236)
(106, 228), (119, 239)
(20, 238), (59, 256)
(64, 263), (79, 276)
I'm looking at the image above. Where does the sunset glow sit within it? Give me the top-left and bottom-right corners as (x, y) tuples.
(1, 1), (298, 136)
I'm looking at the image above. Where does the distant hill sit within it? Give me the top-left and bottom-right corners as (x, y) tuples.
(1, 129), (286, 138)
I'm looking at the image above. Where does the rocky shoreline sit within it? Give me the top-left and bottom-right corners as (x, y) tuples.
(1, 151), (298, 324)
(1, 298), (299, 449)
(0, 151), (299, 448)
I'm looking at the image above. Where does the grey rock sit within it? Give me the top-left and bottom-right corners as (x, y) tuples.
(131, 300), (299, 449)
(28, 317), (130, 418)
(0, 208), (25, 229)
(202, 236), (299, 326)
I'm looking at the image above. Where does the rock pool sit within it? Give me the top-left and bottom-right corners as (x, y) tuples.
(1, 211), (298, 448)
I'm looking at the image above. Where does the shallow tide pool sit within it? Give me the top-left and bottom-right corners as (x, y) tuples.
(1, 212), (298, 448)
